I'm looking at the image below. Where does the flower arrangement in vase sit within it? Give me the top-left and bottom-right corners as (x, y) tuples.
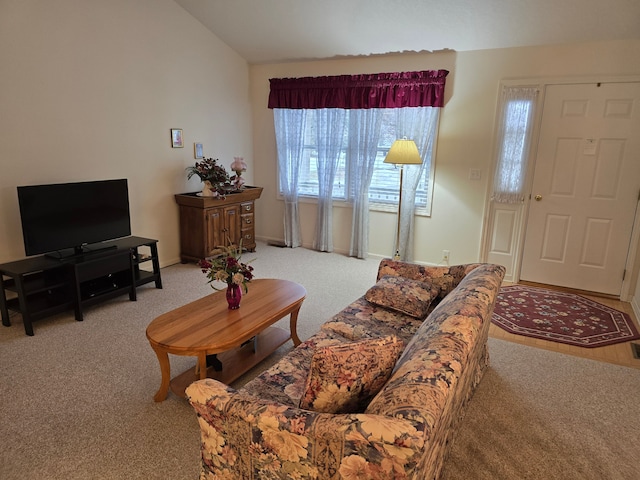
(186, 157), (231, 197)
(198, 243), (254, 309)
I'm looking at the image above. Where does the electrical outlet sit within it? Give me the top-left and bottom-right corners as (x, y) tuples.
(469, 169), (482, 180)
(442, 250), (450, 262)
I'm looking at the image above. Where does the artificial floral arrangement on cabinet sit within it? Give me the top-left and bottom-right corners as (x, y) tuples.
(186, 157), (248, 198)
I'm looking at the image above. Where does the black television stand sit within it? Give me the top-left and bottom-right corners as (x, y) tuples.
(0, 236), (162, 336)
(46, 244), (118, 260)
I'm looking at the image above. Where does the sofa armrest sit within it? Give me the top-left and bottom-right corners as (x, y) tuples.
(186, 378), (426, 479)
(377, 259), (481, 298)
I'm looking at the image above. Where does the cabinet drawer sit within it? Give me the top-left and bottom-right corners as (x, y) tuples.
(241, 230), (254, 244)
(75, 252), (131, 282)
(241, 213), (254, 227)
(240, 202), (254, 213)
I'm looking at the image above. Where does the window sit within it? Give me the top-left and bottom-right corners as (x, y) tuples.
(282, 108), (434, 210)
(492, 86), (539, 203)
(270, 70), (447, 253)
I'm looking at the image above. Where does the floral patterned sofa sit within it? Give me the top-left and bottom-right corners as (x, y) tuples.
(186, 260), (505, 479)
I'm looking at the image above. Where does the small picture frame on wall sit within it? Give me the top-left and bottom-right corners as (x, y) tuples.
(194, 143), (203, 159)
(171, 129), (183, 148)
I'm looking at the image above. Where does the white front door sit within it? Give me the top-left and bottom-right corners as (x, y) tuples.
(520, 82), (640, 296)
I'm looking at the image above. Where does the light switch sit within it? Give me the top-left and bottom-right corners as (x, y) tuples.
(469, 169), (482, 180)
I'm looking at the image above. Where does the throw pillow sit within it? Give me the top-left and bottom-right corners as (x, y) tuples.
(365, 275), (438, 318)
(299, 335), (404, 414)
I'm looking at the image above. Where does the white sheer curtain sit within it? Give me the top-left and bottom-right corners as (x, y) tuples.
(274, 108), (306, 247)
(313, 109), (347, 252)
(395, 107), (440, 261)
(492, 86), (539, 203)
(348, 109), (383, 258)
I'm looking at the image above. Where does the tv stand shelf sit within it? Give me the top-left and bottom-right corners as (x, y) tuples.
(0, 236), (162, 336)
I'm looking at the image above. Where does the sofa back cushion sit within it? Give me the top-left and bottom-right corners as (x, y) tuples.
(299, 335), (404, 414)
(365, 333), (467, 427)
(365, 275), (438, 319)
(376, 260), (480, 299)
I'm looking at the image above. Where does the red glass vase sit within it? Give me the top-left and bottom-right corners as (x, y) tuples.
(226, 283), (242, 310)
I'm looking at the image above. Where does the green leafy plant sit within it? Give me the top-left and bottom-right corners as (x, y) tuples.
(186, 158), (231, 191)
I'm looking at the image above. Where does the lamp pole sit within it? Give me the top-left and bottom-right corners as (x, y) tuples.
(383, 138), (421, 262)
(394, 166), (404, 260)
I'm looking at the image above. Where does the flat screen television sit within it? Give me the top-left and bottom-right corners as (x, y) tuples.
(17, 179), (131, 258)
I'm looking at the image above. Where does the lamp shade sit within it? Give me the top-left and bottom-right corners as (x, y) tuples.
(383, 139), (422, 165)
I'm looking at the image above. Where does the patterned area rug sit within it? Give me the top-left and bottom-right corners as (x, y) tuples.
(492, 285), (640, 348)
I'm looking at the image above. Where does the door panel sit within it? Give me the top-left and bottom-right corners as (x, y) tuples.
(540, 214), (570, 262)
(223, 205), (241, 246)
(206, 209), (223, 256)
(485, 203), (522, 284)
(520, 82), (640, 295)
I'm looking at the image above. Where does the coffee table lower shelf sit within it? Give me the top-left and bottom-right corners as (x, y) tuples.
(170, 326), (291, 398)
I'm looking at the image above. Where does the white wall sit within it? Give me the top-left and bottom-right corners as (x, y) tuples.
(1, 2), (639, 310)
(0, 0), (252, 266)
(249, 40), (640, 295)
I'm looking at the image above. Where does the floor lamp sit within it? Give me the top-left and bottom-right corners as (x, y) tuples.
(383, 138), (422, 260)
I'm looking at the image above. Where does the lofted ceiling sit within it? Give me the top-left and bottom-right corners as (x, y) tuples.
(174, 0), (640, 65)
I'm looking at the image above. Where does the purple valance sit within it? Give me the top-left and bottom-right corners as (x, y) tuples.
(268, 70), (449, 109)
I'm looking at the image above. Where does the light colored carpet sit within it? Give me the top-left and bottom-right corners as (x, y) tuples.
(1, 241), (639, 479)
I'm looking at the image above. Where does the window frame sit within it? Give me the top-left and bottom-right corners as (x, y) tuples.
(276, 108), (438, 217)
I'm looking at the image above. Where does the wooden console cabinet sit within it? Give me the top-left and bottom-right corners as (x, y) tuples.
(0, 236), (162, 336)
(175, 186), (263, 263)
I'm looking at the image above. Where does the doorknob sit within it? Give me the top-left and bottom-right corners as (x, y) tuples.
(534, 195), (542, 201)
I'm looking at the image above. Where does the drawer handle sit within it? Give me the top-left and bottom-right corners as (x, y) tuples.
(245, 205), (252, 211)
(245, 218), (252, 224)
(244, 234), (252, 240)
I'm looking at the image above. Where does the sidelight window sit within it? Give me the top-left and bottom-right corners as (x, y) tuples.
(491, 86), (539, 203)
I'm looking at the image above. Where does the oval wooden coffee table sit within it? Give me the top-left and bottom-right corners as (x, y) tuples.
(146, 278), (306, 402)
